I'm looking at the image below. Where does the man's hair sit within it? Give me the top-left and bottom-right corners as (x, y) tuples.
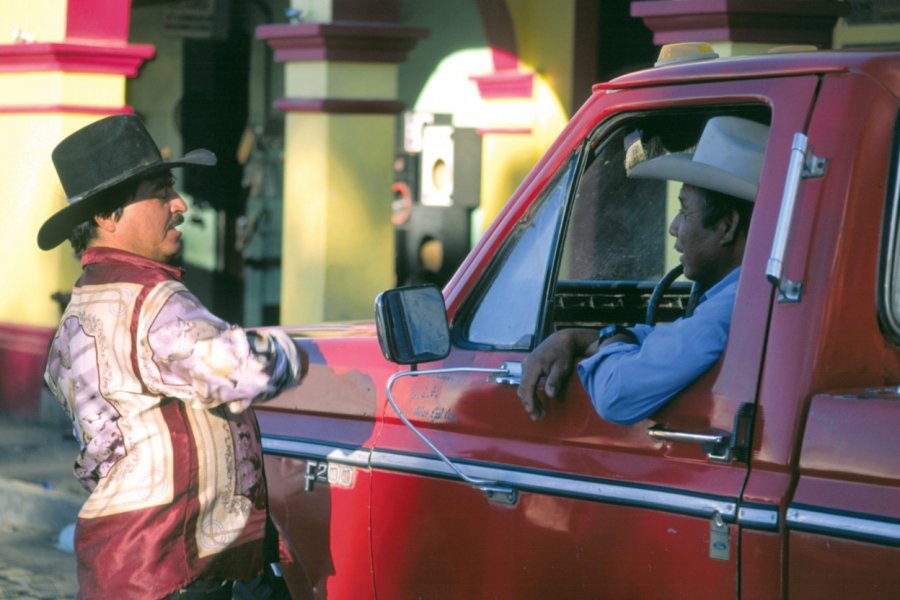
(67, 179), (141, 256)
(698, 188), (753, 237)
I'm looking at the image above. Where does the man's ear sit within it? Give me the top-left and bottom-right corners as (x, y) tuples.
(718, 209), (741, 245)
(93, 213), (117, 234)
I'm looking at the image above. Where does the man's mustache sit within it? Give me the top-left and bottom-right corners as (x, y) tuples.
(169, 214), (185, 229)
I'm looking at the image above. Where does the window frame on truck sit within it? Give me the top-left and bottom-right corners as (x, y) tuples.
(878, 111), (900, 343)
(453, 105), (772, 353)
(460, 153), (577, 350)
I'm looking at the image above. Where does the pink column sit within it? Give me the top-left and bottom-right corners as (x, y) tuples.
(631, 0), (849, 48)
(0, 0), (153, 418)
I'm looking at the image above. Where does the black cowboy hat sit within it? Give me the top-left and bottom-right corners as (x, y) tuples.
(37, 114), (216, 250)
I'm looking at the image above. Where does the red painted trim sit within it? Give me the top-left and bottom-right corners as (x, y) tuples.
(631, 0), (849, 46)
(66, 0), (131, 44)
(470, 70), (534, 99)
(470, 1), (533, 100)
(0, 322), (54, 417)
(631, 0), (848, 18)
(256, 23), (428, 64)
(475, 127), (532, 136)
(0, 42), (155, 76)
(274, 97), (406, 114)
(0, 104), (133, 115)
(490, 48), (518, 73)
(0, 323), (54, 353)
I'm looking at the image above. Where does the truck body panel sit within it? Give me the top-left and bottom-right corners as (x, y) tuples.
(259, 49), (900, 598)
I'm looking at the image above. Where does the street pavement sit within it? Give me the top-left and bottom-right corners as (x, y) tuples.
(0, 409), (84, 599)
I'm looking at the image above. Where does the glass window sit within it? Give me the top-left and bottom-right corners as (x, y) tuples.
(463, 156), (577, 349)
(551, 121), (679, 330)
(551, 109), (769, 332)
(559, 128), (669, 282)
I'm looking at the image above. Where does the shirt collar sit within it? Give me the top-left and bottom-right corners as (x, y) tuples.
(81, 247), (184, 280)
(699, 266), (741, 303)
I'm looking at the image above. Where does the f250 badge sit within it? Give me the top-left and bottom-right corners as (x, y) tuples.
(304, 460), (355, 492)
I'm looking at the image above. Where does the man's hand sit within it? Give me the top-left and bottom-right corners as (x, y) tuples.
(517, 329), (597, 420)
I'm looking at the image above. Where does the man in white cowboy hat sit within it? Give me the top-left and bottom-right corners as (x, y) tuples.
(518, 115), (769, 424)
(38, 114), (306, 599)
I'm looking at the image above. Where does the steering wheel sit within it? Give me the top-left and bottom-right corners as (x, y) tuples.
(645, 264), (685, 326)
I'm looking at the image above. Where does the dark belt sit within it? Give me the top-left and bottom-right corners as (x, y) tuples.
(163, 578), (232, 599)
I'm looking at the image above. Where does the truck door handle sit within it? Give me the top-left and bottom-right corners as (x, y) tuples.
(647, 426), (727, 446)
(647, 425), (732, 462)
(647, 404), (756, 464)
(491, 361), (522, 386)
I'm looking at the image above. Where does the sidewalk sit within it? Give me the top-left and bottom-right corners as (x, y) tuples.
(0, 410), (84, 598)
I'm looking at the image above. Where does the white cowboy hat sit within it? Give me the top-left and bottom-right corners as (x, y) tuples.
(627, 115), (769, 202)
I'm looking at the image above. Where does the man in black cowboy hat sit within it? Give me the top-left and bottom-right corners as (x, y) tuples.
(518, 116), (768, 424)
(39, 114), (306, 599)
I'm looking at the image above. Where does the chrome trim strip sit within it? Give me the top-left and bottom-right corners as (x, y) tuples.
(262, 436), (370, 468)
(262, 435), (743, 522)
(787, 507), (900, 546)
(371, 450), (738, 521)
(738, 506), (780, 531)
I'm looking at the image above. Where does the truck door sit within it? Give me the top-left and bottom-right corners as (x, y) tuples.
(370, 78), (818, 598)
(758, 70), (900, 598)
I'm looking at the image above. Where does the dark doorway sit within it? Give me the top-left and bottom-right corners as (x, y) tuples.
(572, 0), (657, 109)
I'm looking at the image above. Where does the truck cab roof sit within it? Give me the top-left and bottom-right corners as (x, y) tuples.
(598, 47), (900, 95)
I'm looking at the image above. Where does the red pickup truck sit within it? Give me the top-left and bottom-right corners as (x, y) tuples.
(258, 47), (900, 598)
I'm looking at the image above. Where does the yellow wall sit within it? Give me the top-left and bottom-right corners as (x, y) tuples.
(0, 72), (125, 106)
(478, 132), (539, 232)
(833, 18), (900, 48)
(711, 42), (790, 57)
(3, 115), (123, 329)
(281, 112), (396, 323)
(474, 1), (572, 234)
(507, 0), (576, 115)
(0, 1), (68, 43)
(0, 0), (139, 327)
(286, 62), (399, 98)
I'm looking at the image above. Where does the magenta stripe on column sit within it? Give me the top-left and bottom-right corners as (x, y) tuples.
(274, 97), (406, 114)
(0, 104), (133, 115)
(0, 42), (155, 76)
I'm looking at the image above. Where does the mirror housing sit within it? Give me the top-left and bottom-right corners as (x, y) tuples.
(375, 284), (451, 365)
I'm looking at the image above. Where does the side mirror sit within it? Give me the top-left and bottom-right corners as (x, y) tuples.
(375, 284), (451, 365)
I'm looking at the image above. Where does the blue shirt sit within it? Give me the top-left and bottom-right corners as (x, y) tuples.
(577, 268), (741, 425)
